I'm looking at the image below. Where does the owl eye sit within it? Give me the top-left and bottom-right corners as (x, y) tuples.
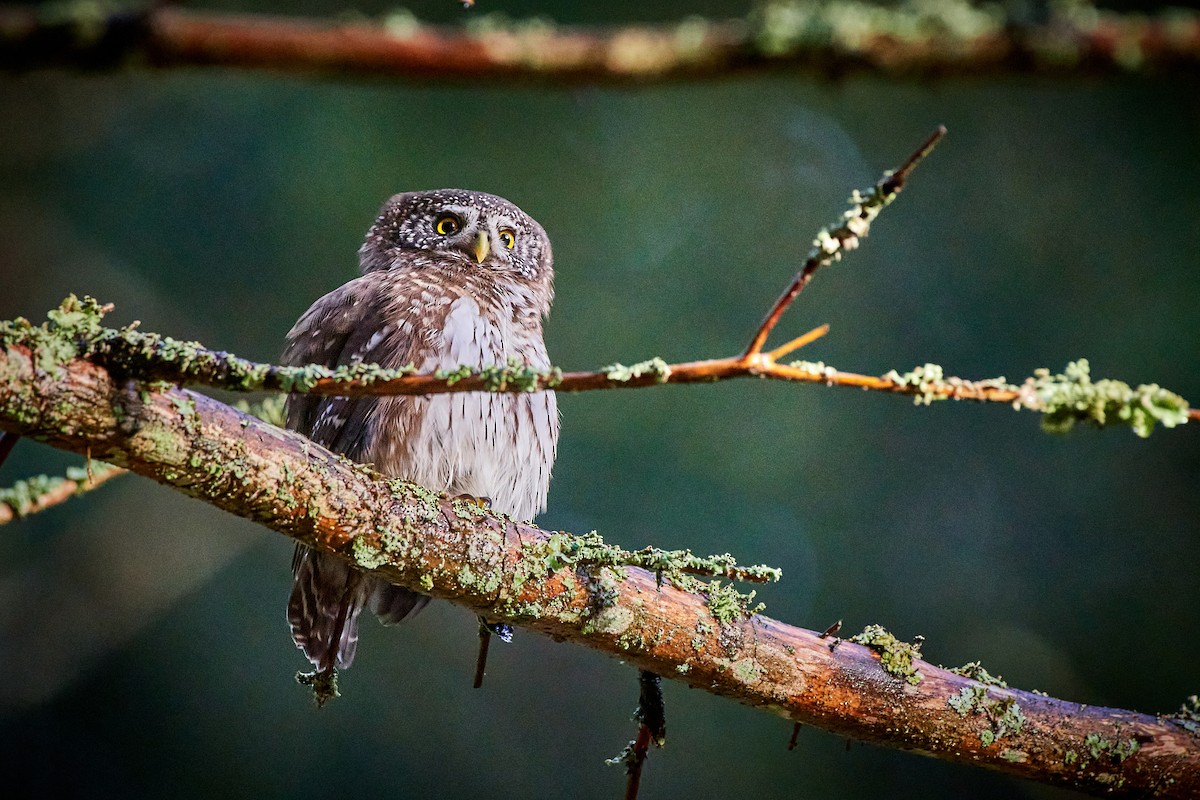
(498, 229), (517, 249)
(434, 215), (461, 236)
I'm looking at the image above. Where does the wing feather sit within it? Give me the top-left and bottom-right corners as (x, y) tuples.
(282, 274), (430, 671)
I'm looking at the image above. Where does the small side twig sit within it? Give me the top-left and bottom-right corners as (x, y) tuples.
(473, 622), (491, 689)
(609, 671), (666, 800)
(0, 461), (125, 524)
(742, 125), (946, 360)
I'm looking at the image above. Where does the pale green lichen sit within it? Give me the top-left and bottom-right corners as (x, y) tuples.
(603, 357), (672, 384)
(1083, 732), (1140, 763)
(705, 581), (764, 624)
(351, 536), (389, 570)
(1168, 694), (1200, 735)
(948, 685), (988, 717)
(1024, 359), (1189, 438)
(948, 660), (1007, 687)
(946, 681), (1026, 745)
(849, 625), (923, 685)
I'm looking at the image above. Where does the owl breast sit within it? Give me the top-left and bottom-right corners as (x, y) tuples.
(371, 293), (557, 521)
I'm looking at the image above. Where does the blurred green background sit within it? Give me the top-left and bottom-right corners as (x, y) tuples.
(2, 1), (1198, 798)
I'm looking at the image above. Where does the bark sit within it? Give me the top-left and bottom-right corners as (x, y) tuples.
(1, 341), (1197, 797)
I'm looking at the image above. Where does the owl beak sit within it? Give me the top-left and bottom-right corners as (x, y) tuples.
(473, 230), (490, 264)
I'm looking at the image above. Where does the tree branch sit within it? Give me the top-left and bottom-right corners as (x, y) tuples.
(2, 1), (1198, 83)
(3, 127), (1191, 441)
(1, 321), (1197, 797)
(0, 460), (125, 524)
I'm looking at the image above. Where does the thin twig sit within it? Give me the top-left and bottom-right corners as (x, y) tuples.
(742, 125), (945, 360)
(473, 623), (491, 689)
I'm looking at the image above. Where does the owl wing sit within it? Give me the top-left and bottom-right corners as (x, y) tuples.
(282, 274), (430, 673)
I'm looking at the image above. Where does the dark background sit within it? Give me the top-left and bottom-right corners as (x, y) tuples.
(1, 1), (1198, 798)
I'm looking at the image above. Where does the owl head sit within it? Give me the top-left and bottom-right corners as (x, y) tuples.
(358, 189), (552, 287)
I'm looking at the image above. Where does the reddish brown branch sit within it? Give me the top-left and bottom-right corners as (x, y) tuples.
(1, 343), (1197, 797)
(1, 5), (1198, 83)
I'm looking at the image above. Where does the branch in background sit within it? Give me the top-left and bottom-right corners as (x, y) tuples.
(1, 323), (1197, 798)
(1, 1), (1198, 82)
(0, 461), (124, 524)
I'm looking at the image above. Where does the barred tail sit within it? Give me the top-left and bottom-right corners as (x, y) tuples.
(288, 546), (431, 672)
(288, 546), (370, 672)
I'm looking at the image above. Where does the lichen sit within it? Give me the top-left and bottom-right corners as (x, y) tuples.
(295, 668), (339, 707)
(351, 536), (389, 570)
(948, 685), (988, 717)
(948, 660), (1007, 687)
(1083, 732), (1140, 763)
(946, 680), (1027, 745)
(705, 581), (764, 624)
(1022, 358), (1189, 438)
(1168, 694), (1200, 735)
(849, 625), (923, 685)
(1000, 748), (1028, 763)
(603, 357), (672, 383)
(0, 464), (118, 518)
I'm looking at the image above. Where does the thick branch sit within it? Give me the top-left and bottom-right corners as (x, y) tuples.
(1, 343), (1196, 797)
(1, 2), (1198, 83)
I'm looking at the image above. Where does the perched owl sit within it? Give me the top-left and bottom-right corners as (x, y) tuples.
(282, 190), (558, 693)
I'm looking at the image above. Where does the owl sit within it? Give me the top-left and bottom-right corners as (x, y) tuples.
(282, 190), (558, 694)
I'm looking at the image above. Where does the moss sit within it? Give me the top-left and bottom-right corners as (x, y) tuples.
(419, 573), (434, 592)
(1000, 748), (1028, 763)
(1064, 749), (1078, 766)
(849, 625), (923, 685)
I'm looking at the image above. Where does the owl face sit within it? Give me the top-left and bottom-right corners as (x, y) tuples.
(359, 189), (552, 283)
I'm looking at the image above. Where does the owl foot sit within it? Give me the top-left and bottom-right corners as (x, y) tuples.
(472, 618), (514, 688)
(295, 667), (340, 708)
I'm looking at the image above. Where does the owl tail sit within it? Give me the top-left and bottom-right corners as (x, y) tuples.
(288, 546), (371, 674)
(289, 546), (431, 673)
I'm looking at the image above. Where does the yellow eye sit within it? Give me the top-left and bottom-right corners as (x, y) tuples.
(498, 229), (516, 249)
(435, 215), (461, 236)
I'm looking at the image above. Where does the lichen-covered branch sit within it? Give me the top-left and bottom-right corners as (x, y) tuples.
(1, 336), (1197, 797)
(1, 1), (1198, 83)
(0, 125), (1191, 440)
(0, 460), (125, 524)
